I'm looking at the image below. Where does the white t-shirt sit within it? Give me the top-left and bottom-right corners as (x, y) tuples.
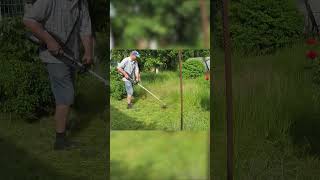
(117, 57), (139, 81)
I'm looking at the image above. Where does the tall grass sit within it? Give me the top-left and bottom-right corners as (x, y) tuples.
(183, 77), (210, 130)
(213, 46), (320, 179)
(111, 71), (210, 130)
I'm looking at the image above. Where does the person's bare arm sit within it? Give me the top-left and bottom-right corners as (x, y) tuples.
(23, 0), (61, 55)
(81, 35), (93, 65)
(135, 72), (141, 82)
(23, 19), (61, 55)
(117, 67), (129, 79)
(135, 65), (141, 82)
(79, 0), (94, 65)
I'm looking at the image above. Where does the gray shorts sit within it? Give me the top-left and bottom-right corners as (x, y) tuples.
(46, 63), (75, 105)
(124, 80), (133, 96)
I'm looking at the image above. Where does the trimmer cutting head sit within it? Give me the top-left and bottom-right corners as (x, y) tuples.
(161, 104), (167, 109)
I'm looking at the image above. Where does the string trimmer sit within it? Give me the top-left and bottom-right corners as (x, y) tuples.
(25, 32), (109, 86)
(127, 76), (167, 109)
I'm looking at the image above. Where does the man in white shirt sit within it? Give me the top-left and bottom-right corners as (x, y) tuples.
(117, 51), (141, 109)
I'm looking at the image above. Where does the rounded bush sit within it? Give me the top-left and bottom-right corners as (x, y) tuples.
(110, 68), (126, 100)
(182, 60), (204, 79)
(216, 0), (304, 55)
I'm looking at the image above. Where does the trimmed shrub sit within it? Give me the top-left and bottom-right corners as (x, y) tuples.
(216, 0), (304, 55)
(110, 67), (126, 100)
(0, 17), (54, 120)
(182, 60), (204, 79)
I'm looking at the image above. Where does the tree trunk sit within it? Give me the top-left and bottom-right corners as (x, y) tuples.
(199, 0), (209, 48)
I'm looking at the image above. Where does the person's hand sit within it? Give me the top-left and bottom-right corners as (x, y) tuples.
(136, 78), (141, 82)
(82, 53), (93, 65)
(46, 39), (62, 56)
(124, 74), (129, 79)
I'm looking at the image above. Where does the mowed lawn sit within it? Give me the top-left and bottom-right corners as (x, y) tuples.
(111, 71), (210, 130)
(0, 72), (108, 180)
(213, 46), (320, 179)
(110, 131), (209, 180)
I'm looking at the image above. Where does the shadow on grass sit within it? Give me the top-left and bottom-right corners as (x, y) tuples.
(110, 160), (177, 180)
(110, 106), (157, 130)
(290, 111), (320, 157)
(200, 96), (210, 111)
(132, 85), (148, 104)
(0, 136), (86, 180)
(70, 79), (108, 136)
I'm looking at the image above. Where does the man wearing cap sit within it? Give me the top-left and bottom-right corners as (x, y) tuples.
(23, 0), (93, 150)
(117, 51), (141, 109)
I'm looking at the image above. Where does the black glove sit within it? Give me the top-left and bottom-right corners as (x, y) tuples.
(79, 64), (90, 74)
(131, 79), (138, 85)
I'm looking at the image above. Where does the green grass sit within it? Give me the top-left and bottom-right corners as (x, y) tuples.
(110, 131), (209, 180)
(213, 45), (320, 179)
(0, 66), (108, 180)
(111, 71), (210, 130)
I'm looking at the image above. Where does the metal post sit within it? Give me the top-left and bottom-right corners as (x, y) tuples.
(222, 0), (234, 179)
(179, 50), (183, 131)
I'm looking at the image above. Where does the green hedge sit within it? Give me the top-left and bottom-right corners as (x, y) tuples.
(0, 17), (54, 120)
(216, 0), (304, 55)
(182, 60), (204, 79)
(110, 49), (210, 71)
(110, 67), (126, 100)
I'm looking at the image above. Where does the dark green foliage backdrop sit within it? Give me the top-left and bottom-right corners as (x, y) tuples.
(88, 0), (107, 33)
(110, 49), (210, 71)
(214, 0), (304, 55)
(0, 17), (53, 120)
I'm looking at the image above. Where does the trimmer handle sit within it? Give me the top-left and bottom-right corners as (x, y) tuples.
(125, 75), (138, 85)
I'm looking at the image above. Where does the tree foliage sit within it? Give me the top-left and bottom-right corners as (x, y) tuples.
(110, 0), (210, 48)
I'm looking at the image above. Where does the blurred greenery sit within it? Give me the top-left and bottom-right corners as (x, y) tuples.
(110, 0), (210, 48)
(111, 131), (209, 180)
